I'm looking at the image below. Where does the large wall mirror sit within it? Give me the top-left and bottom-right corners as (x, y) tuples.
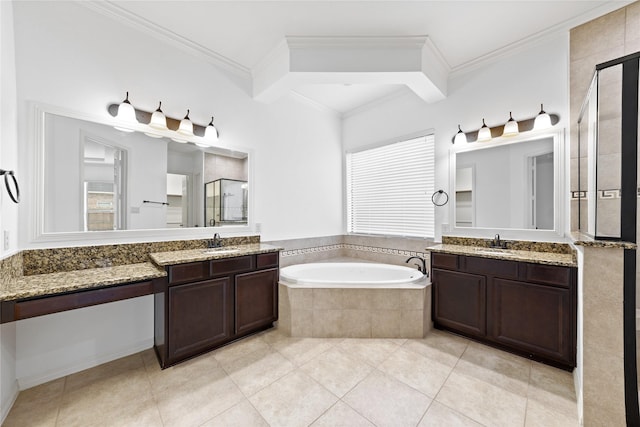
(449, 130), (564, 238)
(31, 104), (252, 242)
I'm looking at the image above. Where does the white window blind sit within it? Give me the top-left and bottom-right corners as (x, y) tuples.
(346, 135), (435, 238)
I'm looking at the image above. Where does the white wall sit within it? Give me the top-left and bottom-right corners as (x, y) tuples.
(343, 34), (570, 241)
(10, 0), (343, 392)
(0, 0), (20, 420)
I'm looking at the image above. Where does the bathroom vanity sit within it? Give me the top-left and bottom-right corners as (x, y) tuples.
(150, 245), (280, 368)
(430, 244), (576, 370)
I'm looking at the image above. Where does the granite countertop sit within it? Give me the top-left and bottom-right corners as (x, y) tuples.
(0, 262), (167, 301)
(429, 244), (577, 267)
(150, 243), (283, 266)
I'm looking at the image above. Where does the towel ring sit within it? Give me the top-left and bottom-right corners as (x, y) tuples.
(431, 189), (448, 207)
(0, 170), (20, 204)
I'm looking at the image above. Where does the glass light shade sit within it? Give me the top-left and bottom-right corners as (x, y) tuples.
(477, 119), (492, 142)
(114, 92), (136, 132)
(502, 112), (519, 137)
(144, 132), (163, 139)
(148, 102), (167, 131)
(205, 117), (219, 142)
(177, 109), (194, 136)
(171, 137), (188, 144)
(534, 104), (552, 130)
(453, 125), (467, 145)
(195, 141), (210, 148)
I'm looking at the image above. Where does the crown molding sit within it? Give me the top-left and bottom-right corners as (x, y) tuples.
(77, 1), (251, 81)
(449, 1), (634, 79)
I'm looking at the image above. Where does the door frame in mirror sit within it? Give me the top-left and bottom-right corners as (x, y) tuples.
(28, 103), (255, 245)
(447, 129), (565, 241)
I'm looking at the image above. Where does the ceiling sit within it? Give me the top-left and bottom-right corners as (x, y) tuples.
(99, 1), (629, 115)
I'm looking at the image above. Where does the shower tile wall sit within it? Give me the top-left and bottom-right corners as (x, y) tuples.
(569, 1), (640, 301)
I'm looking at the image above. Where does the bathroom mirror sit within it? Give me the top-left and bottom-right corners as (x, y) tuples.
(31, 104), (251, 241)
(449, 130), (564, 237)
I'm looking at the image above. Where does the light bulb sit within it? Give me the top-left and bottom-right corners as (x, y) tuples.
(502, 112), (519, 137)
(149, 101), (167, 131)
(177, 109), (194, 136)
(534, 104), (552, 130)
(477, 118), (492, 142)
(114, 91), (136, 132)
(453, 125), (467, 145)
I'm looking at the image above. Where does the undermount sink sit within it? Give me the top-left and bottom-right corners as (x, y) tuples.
(472, 248), (514, 256)
(202, 247), (240, 255)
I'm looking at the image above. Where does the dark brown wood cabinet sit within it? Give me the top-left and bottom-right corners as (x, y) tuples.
(431, 252), (576, 370)
(155, 252), (279, 368)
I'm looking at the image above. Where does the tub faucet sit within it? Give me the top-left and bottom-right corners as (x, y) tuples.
(207, 233), (223, 248)
(406, 256), (428, 276)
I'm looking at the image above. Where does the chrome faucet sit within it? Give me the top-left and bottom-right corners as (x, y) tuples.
(207, 233), (223, 248)
(406, 256), (428, 276)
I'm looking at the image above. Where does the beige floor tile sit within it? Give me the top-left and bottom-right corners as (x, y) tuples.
(270, 336), (338, 366)
(155, 366), (245, 427)
(343, 370), (432, 427)
(525, 400), (580, 427)
(201, 399), (269, 427)
(300, 347), (374, 397)
(212, 335), (271, 369)
(311, 401), (375, 427)
(64, 353), (145, 393)
(57, 367), (155, 427)
(527, 362), (577, 417)
(418, 401), (483, 427)
(249, 371), (338, 427)
(402, 330), (469, 368)
(146, 350), (221, 395)
(223, 347), (295, 396)
(3, 377), (66, 426)
(337, 338), (401, 367)
(436, 371), (527, 427)
(455, 341), (531, 396)
(378, 346), (453, 398)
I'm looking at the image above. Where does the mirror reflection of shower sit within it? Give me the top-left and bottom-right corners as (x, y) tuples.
(205, 179), (248, 226)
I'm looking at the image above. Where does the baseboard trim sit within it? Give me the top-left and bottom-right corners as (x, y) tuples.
(1, 379), (19, 425)
(16, 339), (154, 390)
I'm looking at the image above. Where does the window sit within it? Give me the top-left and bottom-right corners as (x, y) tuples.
(346, 134), (435, 238)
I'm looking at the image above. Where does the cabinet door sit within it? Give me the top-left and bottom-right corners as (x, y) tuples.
(488, 278), (574, 365)
(432, 268), (486, 337)
(168, 277), (232, 362)
(235, 268), (278, 336)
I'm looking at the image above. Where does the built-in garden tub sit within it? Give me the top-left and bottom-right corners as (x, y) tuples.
(278, 262), (431, 338)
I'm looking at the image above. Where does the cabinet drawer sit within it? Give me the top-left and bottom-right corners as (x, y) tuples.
(431, 253), (458, 269)
(524, 263), (573, 288)
(210, 255), (254, 276)
(168, 262), (209, 285)
(257, 252), (279, 269)
(465, 256), (518, 279)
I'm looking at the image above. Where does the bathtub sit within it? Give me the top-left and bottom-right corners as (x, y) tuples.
(279, 262), (427, 289)
(278, 262), (431, 338)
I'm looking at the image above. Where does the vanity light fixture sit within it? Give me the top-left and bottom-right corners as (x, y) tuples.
(108, 94), (220, 145)
(534, 103), (552, 130)
(451, 106), (559, 144)
(477, 119), (492, 142)
(502, 112), (519, 137)
(177, 110), (194, 136)
(453, 125), (467, 145)
(114, 92), (136, 132)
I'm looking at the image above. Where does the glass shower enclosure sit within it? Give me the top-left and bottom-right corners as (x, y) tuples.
(204, 178), (248, 227)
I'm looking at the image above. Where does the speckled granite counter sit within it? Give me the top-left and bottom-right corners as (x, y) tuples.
(0, 262), (167, 301)
(429, 244), (577, 267)
(150, 243), (283, 266)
